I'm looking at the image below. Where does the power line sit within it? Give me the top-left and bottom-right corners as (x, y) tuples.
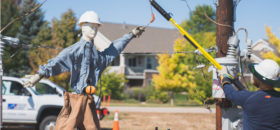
(181, 0), (192, 13)
(121, 47), (217, 55)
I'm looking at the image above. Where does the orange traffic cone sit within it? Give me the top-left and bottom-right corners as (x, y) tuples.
(112, 110), (119, 130)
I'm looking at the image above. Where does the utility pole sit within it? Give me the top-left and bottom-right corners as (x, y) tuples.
(216, 0), (234, 130)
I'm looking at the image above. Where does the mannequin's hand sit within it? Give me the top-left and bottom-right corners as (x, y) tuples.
(131, 26), (145, 38)
(23, 74), (43, 88)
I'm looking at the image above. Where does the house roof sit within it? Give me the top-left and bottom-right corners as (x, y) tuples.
(244, 38), (280, 63)
(99, 22), (181, 53)
(252, 39), (279, 55)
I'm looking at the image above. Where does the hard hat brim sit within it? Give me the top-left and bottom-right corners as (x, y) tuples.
(78, 22), (101, 27)
(249, 63), (280, 88)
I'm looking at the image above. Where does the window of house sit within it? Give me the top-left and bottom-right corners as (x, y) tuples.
(128, 57), (137, 67)
(146, 57), (153, 69)
(138, 56), (142, 65)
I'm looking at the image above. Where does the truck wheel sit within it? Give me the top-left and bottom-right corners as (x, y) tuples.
(39, 115), (57, 130)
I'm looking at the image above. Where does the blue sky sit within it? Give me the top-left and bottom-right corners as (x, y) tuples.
(41, 0), (280, 48)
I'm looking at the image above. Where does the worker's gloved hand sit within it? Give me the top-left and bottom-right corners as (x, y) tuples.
(218, 66), (234, 87)
(220, 73), (234, 87)
(131, 26), (145, 38)
(23, 74), (43, 88)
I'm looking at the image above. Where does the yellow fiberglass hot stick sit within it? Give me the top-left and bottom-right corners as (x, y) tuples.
(150, 0), (222, 70)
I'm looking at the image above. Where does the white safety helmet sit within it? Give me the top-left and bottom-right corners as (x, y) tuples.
(78, 11), (101, 26)
(249, 59), (280, 87)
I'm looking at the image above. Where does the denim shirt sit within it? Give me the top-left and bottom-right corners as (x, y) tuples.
(38, 33), (134, 93)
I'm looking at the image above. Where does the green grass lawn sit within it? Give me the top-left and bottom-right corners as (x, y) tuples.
(105, 93), (208, 107)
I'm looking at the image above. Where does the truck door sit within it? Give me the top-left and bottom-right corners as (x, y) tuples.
(2, 80), (36, 122)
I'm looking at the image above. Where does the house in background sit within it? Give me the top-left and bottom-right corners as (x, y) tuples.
(250, 39), (279, 63)
(243, 39), (279, 81)
(97, 22), (181, 87)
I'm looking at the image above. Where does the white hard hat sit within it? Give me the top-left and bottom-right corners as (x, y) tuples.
(78, 11), (101, 26)
(249, 59), (280, 87)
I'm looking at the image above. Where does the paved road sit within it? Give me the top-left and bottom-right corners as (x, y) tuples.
(108, 106), (215, 114)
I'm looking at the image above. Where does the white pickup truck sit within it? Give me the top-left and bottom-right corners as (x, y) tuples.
(2, 76), (63, 129)
(2, 76), (102, 130)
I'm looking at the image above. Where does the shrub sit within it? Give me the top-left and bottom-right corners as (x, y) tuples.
(124, 87), (146, 101)
(96, 69), (127, 100)
(145, 86), (170, 103)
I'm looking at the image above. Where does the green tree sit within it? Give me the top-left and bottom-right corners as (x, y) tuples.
(1, 0), (28, 76)
(49, 9), (77, 89)
(29, 9), (77, 90)
(183, 32), (216, 104)
(153, 5), (216, 104)
(16, 0), (45, 76)
(29, 22), (54, 71)
(181, 5), (216, 34)
(181, 5), (216, 104)
(51, 9), (77, 48)
(17, 0), (44, 44)
(1, 0), (20, 36)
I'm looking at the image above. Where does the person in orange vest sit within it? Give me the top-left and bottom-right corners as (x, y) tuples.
(220, 59), (280, 130)
(23, 11), (145, 130)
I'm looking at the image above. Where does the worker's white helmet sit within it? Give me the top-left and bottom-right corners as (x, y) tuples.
(78, 11), (101, 26)
(249, 59), (280, 87)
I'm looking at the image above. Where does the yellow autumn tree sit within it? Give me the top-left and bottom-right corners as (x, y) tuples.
(186, 32), (216, 104)
(153, 38), (196, 105)
(153, 38), (196, 91)
(262, 26), (280, 65)
(153, 5), (216, 104)
(153, 32), (216, 105)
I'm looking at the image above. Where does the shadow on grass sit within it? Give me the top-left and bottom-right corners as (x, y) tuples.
(175, 103), (202, 107)
(101, 128), (112, 130)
